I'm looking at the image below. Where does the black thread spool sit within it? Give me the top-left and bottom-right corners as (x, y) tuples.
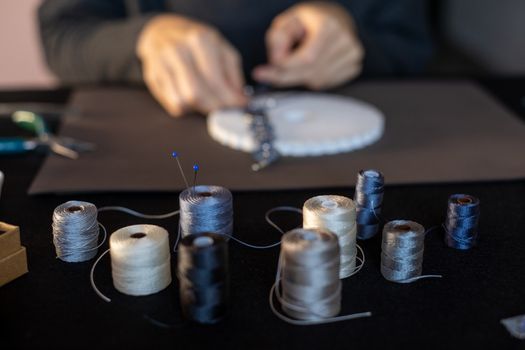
(444, 194), (480, 250)
(354, 169), (384, 240)
(178, 232), (229, 324)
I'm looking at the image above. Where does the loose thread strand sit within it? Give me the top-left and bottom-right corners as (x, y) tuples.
(90, 248), (111, 303)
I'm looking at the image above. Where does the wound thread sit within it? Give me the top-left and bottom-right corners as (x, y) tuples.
(444, 194), (480, 250)
(178, 232), (229, 324)
(354, 169), (384, 240)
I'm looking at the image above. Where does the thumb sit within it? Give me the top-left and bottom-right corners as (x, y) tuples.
(266, 13), (304, 65)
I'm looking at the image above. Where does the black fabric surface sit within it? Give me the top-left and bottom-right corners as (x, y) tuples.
(1, 80), (525, 349)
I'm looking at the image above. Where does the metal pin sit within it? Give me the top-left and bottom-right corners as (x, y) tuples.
(192, 163), (199, 192)
(172, 151), (190, 188)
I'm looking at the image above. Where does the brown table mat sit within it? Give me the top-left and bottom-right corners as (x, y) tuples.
(29, 80), (525, 194)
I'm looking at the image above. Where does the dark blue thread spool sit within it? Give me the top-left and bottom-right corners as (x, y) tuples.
(444, 194), (480, 250)
(354, 169), (384, 240)
(178, 232), (229, 324)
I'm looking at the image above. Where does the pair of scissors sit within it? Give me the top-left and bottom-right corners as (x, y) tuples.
(0, 111), (95, 159)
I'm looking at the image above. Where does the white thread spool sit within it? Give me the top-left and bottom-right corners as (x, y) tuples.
(110, 224), (172, 296)
(303, 195), (357, 279)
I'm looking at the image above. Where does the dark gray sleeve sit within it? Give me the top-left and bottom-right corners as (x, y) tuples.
(340, 0), (433, 76)
(38, 0), (155, 85)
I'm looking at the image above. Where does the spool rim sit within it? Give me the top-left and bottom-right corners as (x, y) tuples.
(193, 236), (214, 247)
(67, 206), (83, 213)
(363, 169), (380, 177)
(457, 196), (473, 205)
(321, 199), (337, 209)
(300, 231), (318, 241)
(394, 224), (411, 232)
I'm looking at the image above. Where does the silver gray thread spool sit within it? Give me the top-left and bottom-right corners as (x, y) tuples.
(279, 228), (342, 320)
(303, 195), (357, 279)
(381, 220), (426, 283)
(52, 200), (100, 262)
(179, 185), (233, 238)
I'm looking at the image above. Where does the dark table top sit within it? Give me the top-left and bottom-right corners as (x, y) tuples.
(1, 78), (524, 349)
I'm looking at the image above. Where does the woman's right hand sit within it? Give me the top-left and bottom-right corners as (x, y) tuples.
(137, 14), (247, 117)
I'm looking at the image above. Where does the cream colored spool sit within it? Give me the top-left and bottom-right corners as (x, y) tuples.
(303, 195), (357, 279)
(207, 92), (384, 156)
(110, 224), (172, 296)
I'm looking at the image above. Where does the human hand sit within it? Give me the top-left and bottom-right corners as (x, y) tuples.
(137, 15), (247, 117)
(253, 2), (364, 90)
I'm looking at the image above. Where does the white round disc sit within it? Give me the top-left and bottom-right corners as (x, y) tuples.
(207, 92), (385, 157)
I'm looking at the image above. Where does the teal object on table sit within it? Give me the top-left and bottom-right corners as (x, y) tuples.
(0, 110), (95, 159)
(0, 137), (37, 154)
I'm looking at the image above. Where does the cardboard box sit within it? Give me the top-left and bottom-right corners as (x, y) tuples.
(0, 222), (21, 259)
(0, 247), (28, 287)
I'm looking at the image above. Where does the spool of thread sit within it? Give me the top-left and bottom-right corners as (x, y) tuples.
(278, 228), (341, 320)
(444, 194), (480, 250)
(354, 169), (384, 240)
(52, 200), (100, 262)
(381, 220), (426, 283)
(178, 232), (229, 324)
(110, 224), (172, 296)
(303, 195), (357, 278)
(179, 185), (233, 238)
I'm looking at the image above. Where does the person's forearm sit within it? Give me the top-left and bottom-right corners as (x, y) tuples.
(38, 0), (153, 85)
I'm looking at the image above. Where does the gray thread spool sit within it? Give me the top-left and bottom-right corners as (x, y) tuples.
(179, 185), (233, 238)
(279, 228), (342, 320)
(381, 220), (426, 283)
(52, 201), (100, 262)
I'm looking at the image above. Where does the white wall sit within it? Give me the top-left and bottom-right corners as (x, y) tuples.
(0, 0), (57, 89)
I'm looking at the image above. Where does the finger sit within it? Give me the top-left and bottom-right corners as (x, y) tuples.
(144, 62), (185, 117)
(165, 45), (223, 114)
(253, 32), (332, 86)
(279, 29), (330, 69)
(221, 44), (246, 99)
(255, 32), (362, 88)
(252, 64), (309, 87)
(307, 49), (363, 90)
(189, 31), (245, 106)
(266, 13), (305, 65)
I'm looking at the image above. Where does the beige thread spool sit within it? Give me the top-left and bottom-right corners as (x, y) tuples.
(303, 195), (357, 278)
